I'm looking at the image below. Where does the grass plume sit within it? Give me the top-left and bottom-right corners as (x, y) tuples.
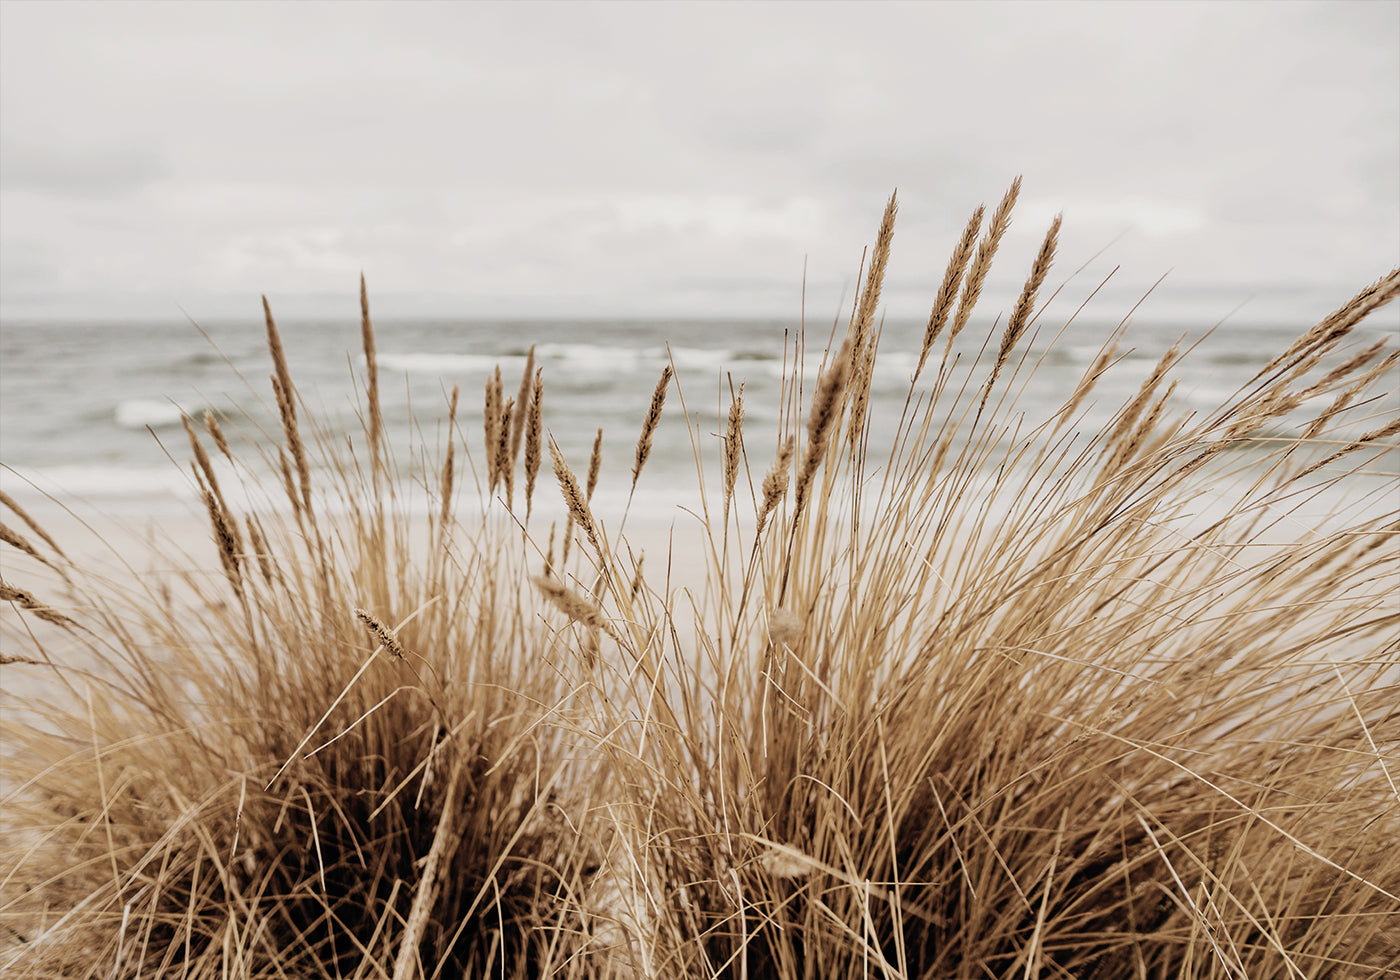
(525, 369), (544, 522)
(632, 364), (673, 493)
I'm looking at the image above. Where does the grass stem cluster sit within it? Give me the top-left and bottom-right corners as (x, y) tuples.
(2, 185), (1397, 978)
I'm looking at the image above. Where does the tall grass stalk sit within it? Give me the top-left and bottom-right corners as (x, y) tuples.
(3, 184), (1398, 978)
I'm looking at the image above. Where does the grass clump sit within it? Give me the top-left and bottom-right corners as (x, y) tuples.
(1, 287), (598, 979)
(3, 187), (1399, 978)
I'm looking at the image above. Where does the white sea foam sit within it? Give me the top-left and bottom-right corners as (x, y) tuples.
(3, 463), (198, 503)
(871, 350), (918, 382)
(114, 399), (188, 429)
(1066, 343), (1114, 364)
(376, 351), (509, 377)
(1, 461), (339, 517)
(377, 344), (690, 378)
(667, 346), (734, 372)
(536, 342), (647, 372)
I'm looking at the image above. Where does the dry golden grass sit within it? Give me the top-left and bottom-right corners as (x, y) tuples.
(2, 184), (1398, 978)
(916, 203), (985, 380)
(632, 365), (674, 494)
(722, 382), (745, 527)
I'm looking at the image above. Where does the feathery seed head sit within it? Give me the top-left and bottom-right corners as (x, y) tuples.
(723, 382), (745, 510)
(632, 365), (672, 490)
(354, 607), (407, 660)
(757, 436), (796, 535)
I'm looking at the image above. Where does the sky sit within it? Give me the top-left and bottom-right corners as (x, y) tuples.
(1, 0), (1397, 325)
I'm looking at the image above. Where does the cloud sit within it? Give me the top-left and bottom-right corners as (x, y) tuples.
(1021, 197), (1208, 240)
(610, 196), (825, 241)
(0, 1), (1395, 322)
(1, 139), (168, 200)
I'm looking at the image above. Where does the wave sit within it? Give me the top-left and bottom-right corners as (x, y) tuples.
(375, 352), (511, 376)
(2, 462), (302, 515)
(3, 463), (199, 501)
(378, 345), (654, 378)
(871, 350), (918, 381)
(114, 399), (189, 429)
(668, 346), (735, 372)
(372, 344), (779, 384)
(535, 342), (648, 373)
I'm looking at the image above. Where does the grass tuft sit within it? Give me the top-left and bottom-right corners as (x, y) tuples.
(3, 187), (1398, 979)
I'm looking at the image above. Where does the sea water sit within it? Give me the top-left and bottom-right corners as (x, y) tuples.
(1, 309), (1396, 529)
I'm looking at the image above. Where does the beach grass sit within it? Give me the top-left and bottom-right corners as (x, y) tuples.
(2, 184), (1398, 978)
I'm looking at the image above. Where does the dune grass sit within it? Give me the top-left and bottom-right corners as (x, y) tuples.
(2, 185), (1398, 978)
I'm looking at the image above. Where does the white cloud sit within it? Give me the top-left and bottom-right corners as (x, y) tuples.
(1021, 198), (1208, 240)
(0, 0), (1395, 322)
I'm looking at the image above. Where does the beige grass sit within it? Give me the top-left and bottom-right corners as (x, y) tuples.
(2, 183), (1398, 979)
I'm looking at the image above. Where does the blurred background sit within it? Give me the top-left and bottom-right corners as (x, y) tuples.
(1, 0), (1396, 519)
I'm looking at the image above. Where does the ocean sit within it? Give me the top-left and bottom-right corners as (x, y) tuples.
(1, 309), (1396, 529)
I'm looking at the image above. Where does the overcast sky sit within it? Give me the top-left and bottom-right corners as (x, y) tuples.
(1, 0), (1396, 324)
